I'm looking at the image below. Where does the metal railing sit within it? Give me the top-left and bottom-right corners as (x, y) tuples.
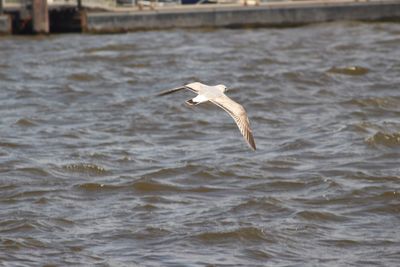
(1, 0), (288, 9)
(2, 0), (214, 8)
(3, 0), (119, 8)
(51, 0), (117, 8)
(2, 0), (144, 9)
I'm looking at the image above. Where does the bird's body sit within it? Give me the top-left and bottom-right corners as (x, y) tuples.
(157, 82), (256, 151)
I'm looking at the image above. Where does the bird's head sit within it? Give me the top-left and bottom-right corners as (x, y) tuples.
(216, 84), (228, 93)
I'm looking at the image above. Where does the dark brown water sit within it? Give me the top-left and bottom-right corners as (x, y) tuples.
(1, 22), (400, 266)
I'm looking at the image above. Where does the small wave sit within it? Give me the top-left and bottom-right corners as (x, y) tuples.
(132, 227), (171, 240)
(50, 217), (75, 227)
(130, 176), (220, 194)
(195, 227), (270, 243)
(321, 239), (360, 247)
(0, 184), (17, 191)
(327, 66), (369, 75)
(346, 97), (399, 109)
(348, 172), (399, 182)
(244, 248), (273, 260)
(246, 180), (307, 193)
(295, 210), (347, 222)
(261, 159), (301, 173)
(350, 121), (378, 133)
(84, 43), (137, 53)
(379, 191), (399, 199)
(15, 118), (37, 127)
(17, 167), (50, 177)
(34, 197), (48, 204)
(126, 62), (151, 69)
(0, 141), (31, 148)
(62, 163), (108, 175)
(251, 116), (284, 126)
(230, 197), (290, 214)
(278, 139), (315, 151)
(60, 133), (81, 139)
(0, 220), (36, 234)
(133, 204), (158, 212)
(366, 131), (400, 147)
(68, 73), (97, 82)
(132, 179), (181, 193)
(365, 200), (399, 215)
(7, 189), (54, 200)
(75, 183), (122, 192)
(141, 164), (208, 179)
(187, 186), (220, 193)
(2, 237), (46, 250)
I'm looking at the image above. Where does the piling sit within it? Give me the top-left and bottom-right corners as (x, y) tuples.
(0, 0), (11, 35)
(0, 15), (11, 34)
(32, 0), (49, 34)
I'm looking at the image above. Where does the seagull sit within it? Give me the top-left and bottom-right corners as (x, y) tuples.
(157, 82), (256, 151)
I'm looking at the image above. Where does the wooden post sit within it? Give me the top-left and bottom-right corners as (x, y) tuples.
(32, 0), (49, 34)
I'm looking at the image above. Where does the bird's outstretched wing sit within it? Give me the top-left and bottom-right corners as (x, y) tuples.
(210, 95), (256, 151)
(156, 86), (197, 96)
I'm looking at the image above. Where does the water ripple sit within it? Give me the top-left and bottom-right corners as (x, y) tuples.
(1, 22), (400, 266)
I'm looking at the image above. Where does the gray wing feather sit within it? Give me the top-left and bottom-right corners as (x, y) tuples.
(157, 86), (197, 96)
(210, 95), (256, 151)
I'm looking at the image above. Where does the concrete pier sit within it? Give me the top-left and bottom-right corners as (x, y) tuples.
(0, 14), (11, 34)
(83, 0), (400, 33)
(32, 0), (49, 33)
(1, 0), (400, 34)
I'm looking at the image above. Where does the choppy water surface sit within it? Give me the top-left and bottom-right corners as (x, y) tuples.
(1, 22), (400, 266)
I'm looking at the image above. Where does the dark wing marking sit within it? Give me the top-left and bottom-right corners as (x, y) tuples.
(210, 95), (256, 151)
(156, 86), (197, 96)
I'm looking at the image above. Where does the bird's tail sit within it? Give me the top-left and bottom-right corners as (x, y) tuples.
(185, 99), (200, 106)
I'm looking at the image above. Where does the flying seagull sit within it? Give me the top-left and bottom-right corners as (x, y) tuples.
(157, 82), (256, 151)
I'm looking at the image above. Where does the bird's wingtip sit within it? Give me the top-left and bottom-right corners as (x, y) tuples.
(248, 136), (256, 151)
(250, 143), (256, 151)
(155, 86), (186, 97)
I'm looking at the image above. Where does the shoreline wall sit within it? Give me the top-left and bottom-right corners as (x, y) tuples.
(84, 1), (400, 33)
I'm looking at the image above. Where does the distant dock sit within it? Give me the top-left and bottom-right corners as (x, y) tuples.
(1, 0), (400, 34)
(83, 0), (400, 33)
